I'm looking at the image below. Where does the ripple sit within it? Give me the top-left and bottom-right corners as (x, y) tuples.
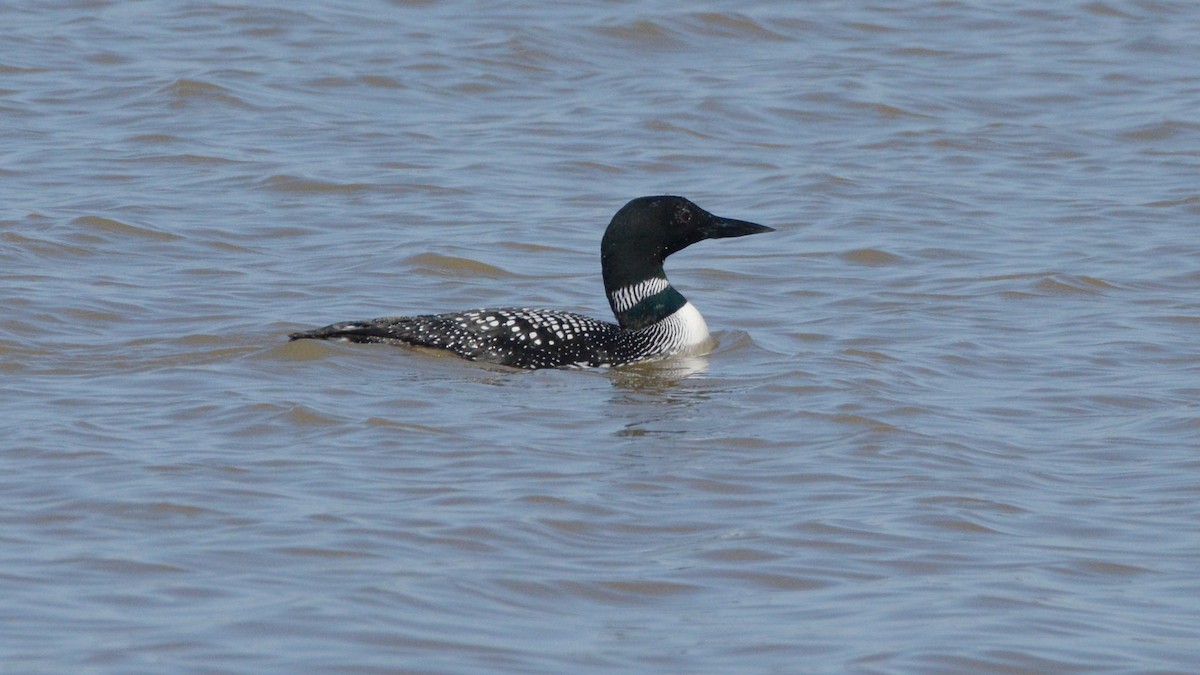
(274, 547), (379, 559)
(688, 12), (792, 41)
(711, 570), (829, 591)
(156, 78), (253, 109)
(592, 19), (684, 49)
(1033, 273), (1116, 296)
(69, 216), (183, 242)
(59, 557), (188, 575)
(257, 175), (374, 194)
(566, 579), (702, 602)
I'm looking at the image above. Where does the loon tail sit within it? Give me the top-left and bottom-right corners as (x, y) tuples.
(289, 319), (414, 344)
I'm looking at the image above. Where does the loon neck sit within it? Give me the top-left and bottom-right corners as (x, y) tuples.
(605, 271), (688, 330)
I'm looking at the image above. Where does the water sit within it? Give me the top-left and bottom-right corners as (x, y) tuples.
(4, 1), (1199, 672)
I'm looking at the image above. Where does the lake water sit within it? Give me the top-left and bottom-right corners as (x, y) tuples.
(3, 1), (1199, 672)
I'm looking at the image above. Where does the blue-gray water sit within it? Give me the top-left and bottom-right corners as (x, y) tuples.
(3, 1), (1199, 672)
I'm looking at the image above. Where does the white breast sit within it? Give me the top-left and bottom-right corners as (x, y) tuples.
(666, 301), (712, 351)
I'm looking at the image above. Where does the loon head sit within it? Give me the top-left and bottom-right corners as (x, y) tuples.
(600, 196), (773, 329)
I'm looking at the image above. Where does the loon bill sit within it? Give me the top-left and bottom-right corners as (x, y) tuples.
(289, 195), (773, 370)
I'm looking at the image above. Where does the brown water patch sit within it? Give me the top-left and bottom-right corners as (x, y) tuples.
(404, 252), (514, 278)
(842, 248), (903, 265)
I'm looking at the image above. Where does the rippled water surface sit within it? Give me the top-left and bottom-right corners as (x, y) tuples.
(4, 1), (1199, 672)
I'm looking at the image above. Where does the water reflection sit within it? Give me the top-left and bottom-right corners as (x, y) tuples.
(602, 353), (724, 441)
(607, 353), (710, 392)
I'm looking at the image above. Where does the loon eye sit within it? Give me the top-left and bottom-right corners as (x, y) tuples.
(679, 209), (692, 224)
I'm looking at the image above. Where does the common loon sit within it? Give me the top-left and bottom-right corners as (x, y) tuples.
(289, 196), (773, 369)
